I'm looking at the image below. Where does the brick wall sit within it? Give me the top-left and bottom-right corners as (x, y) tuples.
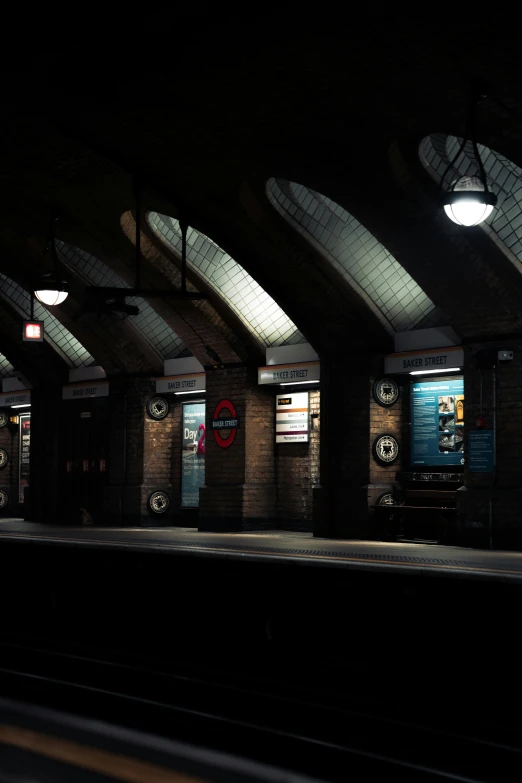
(199, 366), (276, 530)
(275, 389), (319, 530)
(0, 419), (19, 516)
(367, 376), (408, 508)
(457, 342), (522, 547)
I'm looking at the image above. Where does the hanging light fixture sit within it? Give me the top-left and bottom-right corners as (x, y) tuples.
(34, 214), (69, 305)
(441, 89), (497, 227)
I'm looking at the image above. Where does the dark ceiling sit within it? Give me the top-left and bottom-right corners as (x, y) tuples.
(1, 17), (522, 378)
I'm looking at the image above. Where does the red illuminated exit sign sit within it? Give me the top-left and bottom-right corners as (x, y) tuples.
(22, 321), (44, 342)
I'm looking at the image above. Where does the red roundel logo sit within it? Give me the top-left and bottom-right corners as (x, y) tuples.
(212, 399), (240, 449)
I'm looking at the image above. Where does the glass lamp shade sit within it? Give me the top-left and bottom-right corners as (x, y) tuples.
(34, 289), (68, 306)
(444, 176), (497, 227)
(34, 273), (68, 306)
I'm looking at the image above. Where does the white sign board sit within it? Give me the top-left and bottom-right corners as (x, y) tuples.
(0, 390), (31, 407)
(156, 373), (206, 394)
(384, 347), (464, 375)
(62, 380), (109, 400)
(259, 362), (320, 386)
(275, 392), (309, 443)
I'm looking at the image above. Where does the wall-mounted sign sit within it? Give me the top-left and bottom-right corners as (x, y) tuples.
(258, 361), (320, 386)
(372, 434), (400, 465)
(146, 396), (170, 420)
(0, 390), (31, 408)
(22, 320), (44, 342)
(385, 347), (464, 375)
(19, 414), (30, 503)
(373, 377), (400, 407)
(212, 399), (239, 448)
(468, 430), (494, 473)
(0, 489), (8, 509)
(181, 402), (206, 507)
(411, 379), (464, 467)
(62, 381), (109, 401)
(275, 392), (309, 443)
(156, 373), (205, 394)
(0, 448), (8, 469)
(0, 411), (8, 428)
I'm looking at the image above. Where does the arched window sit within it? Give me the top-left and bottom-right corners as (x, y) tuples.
(0, 273), (94, 367)
(267, 178), (440, 334)
(148, 212), (305, 347)
(56, 241), (187, 360)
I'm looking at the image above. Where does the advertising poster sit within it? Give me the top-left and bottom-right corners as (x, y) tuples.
(275, 392), (309, 443)
(19, 414), (31, 503)
(181, 403), (206, 508)
(411, 379), (464, 466)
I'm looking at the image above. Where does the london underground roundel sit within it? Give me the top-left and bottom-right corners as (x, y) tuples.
(212, 399), (240, 449)
(0, 411), (8, 428)
(0, 489), (8, 508)
(0, 448), (8, 469)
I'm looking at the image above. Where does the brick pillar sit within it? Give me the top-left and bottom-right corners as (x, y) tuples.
(199, 366), (275, 531)
(457, 342), (522, 549)
(115, 379), (175, 525)
(313, 359), (374, 539)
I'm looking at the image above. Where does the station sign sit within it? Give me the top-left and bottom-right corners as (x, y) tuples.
(275, 392), (309, 443)
(212, 399), (239, 448)
(258, 361), (320, 386)
(0, 390), (31, 407)
(62, 380), (109, 400)
(385, 347), (464, 375)
(156, 373), (205, 394)
(22, 320), (44, 342)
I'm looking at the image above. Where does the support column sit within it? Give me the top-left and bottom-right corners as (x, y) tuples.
(313, 358), (374, 539)
(199, 365), (275, 531)
(457, 342), (522, 549)
(26, 386), (62, 524)
(113, 379), (175, 525)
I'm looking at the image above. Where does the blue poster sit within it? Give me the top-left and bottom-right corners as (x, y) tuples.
(181, 403), (206, 508)
(411, 379), (464, 466)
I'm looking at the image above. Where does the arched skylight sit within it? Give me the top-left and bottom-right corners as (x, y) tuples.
(0, 352), (14, 378)
(56, 241), (187, 360)
(0, 273), (94, 368)
(267, 179), (440, 334)
(420, 134), (522, 268)
(148, 212), (305, 347)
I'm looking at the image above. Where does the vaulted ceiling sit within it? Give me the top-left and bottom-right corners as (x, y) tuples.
(1, 18), (521, 381)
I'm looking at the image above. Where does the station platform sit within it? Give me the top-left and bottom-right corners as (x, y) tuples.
(2, 518), (522, 583)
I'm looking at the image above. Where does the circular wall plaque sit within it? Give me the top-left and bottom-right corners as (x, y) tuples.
(0, 411), (8, 428)
(0, 489), (8, 508)
(212, 399), (239, 449)
(148, 491), (170, 514)
(373, 378), (399, 407)
(372, 434), (400, 465)
(377, 491), (397, 506)
(146, 396), (170, 421)
(0, 448), (8, 469)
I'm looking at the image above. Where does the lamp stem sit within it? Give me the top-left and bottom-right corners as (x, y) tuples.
(180, 215), (187, 293)
(134, 176), (141, 290)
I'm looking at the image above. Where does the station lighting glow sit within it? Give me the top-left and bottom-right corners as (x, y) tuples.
(174, 389), (206, 395)
(34, 273), (69, 306)
(11, 404), (31, 408)
(444, 177), (496, 227)
(280, 380), (318, 386)
(410, 367), (461, 376)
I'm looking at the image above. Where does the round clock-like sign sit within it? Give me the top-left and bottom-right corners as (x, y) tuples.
(377, 491), (397, 506)
(373, 377), (399, 408)
(372, 434), (400, 465)
(148, 491), (170, 514)
(146, 396), (170, 421)
(0, 449), (8, 469)
(0, 411), (8, 428)
(0, 489), (8, 508)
